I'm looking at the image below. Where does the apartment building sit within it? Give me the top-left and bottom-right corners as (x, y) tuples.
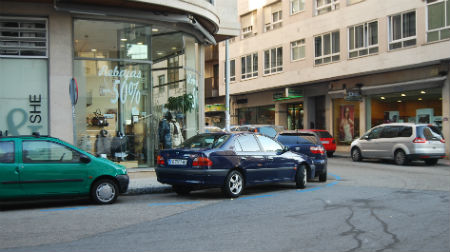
(0, 0), (240, 167)
(216, 0), (450, 154)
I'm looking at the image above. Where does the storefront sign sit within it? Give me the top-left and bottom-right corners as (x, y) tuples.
(345, 88), (362, 101)
(273, 88), (304, 101)
(205, 104), (225, 112)
(98, 66), (142, 106)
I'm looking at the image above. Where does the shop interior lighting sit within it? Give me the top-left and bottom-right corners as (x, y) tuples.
(157, 52), (164, 55)
(401, 93), (406, 97)
(121, 38), (128, 41)
(380, 96), (386, 100)
(172, 47), (177, 50)
(420, 90), (426, 94)
(397, 100), (402, 103)
(418, 98), (423, 101)
(137, 42), (143, 45)
(152, 28), (159, 32)
(91, 48), (97, 52)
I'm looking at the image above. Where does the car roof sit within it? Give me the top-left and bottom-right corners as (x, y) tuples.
(377, 123), (436, 127)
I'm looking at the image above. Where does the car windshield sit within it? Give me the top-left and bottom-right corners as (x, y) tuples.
(180, 134), (230, 149)
(277, 134), (317, 145)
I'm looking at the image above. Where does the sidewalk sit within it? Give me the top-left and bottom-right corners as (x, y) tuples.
(125, 168), (172, 195)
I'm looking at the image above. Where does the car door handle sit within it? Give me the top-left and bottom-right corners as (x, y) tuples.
(241, 157), (247, 160)
(15, 166), (21, 174)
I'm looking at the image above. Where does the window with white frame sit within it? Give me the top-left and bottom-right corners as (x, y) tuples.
(241, 53), (258, 79)
(224, 59), (236, 82)
(427, 0), (450, 42)
(264, 2), (283, 32)
(314, 31), (340, 65)
(315, 0), (339, 16)
(158, 75), (165, 93)
(264, 47), (283, 74)
(0, 17), (48, 57)
(241, 12), (256, 39)
(291, 39), (305, 61)
(347, 0), (364, 5)
(348, 21), (378, 58)
(291, 0), (305, 15)
(388, 10), (416, 50)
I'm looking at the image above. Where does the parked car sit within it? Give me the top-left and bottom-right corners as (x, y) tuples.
(229, 125), (284, 138)
(351, 123), (446, 165)
(155, 132), (315, 198)
(275, 131), (327, 182)
(301, 129), (336, 157)
(0, 134), (129, 204)
(205, 126), (224, 133)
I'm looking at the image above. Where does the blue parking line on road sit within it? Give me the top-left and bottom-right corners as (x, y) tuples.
(297, 187), (321, 193)
(326, 181), (339, 187)
(329, 173), (341, 181)
(148, 201), (201, 207)
(237, 194), (274, 200)
(40, 207), (90, 212)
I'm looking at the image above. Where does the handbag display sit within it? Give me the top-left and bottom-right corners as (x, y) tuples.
(91, 109), (109, 127)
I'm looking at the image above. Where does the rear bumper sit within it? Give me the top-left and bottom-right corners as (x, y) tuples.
(155, 168), (229, 186)
(407, 153), (446, 160)
(312, 159), (327, 175)
(116, 175), (129, 193)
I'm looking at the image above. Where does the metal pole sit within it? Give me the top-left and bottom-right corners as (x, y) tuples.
(225, 39), (230, 132)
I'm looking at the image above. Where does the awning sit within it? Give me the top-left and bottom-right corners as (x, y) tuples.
(328, 76), (447, 98)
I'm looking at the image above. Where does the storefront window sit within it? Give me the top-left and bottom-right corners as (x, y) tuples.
(333, 99), (360, 144)
(237, 106), (275, 125)
(73, 19), (199, 167)
(370, 88), (442, 130)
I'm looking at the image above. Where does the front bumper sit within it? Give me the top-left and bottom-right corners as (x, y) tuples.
(116, 175), (129, 193)
(155, 168), (229, 186)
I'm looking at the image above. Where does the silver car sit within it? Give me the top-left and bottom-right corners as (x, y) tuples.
(351, 123), (446, 165)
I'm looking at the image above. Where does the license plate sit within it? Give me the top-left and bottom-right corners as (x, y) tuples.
(168, 159), (187, 165)
(321, 141), (329, 144)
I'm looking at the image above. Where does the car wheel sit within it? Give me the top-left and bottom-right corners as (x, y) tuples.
(222, 170), (244, 198)
(173, 185), (192, 195)
(394, 150), (408, 165)
(296, 164), (307, 189)
(351, 148), (362, 162)
(91, 179), (118, 204)
(318, 170), (327, 182)
(327, 152), (334, 158)
(424, 159), (438, 166)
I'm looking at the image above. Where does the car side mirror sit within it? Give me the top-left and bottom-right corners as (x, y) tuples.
(277, 146), (289, 155)
(80, 155), (91, 163)
(363, 135), (369, 140)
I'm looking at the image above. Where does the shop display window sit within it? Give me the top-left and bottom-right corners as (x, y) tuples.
(333, 99), (360, 144)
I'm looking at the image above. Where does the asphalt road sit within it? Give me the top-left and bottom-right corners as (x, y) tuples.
(1, 157), (449, 252)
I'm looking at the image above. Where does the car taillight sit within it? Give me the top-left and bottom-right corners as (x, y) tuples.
(157, 155), (165, 165)
(413, 137), (427, 143)
(310, 146), (325, 154)
(254, 128), (258, 133)
(192, 157), (213, 168)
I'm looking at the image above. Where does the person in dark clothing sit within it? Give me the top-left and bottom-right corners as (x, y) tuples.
(158, 112), (172, 149)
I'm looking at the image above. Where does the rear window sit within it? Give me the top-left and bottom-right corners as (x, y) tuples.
(277, 134), (318, 145)
(417, 126), (443, 141)
(257, 127), (277, 138)
(315, 131), (333, 138)
(181, 134), (230, 149)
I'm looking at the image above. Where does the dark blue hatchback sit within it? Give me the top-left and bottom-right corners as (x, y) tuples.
(155, 132), (315, 197)
(275, 131), (327, 182)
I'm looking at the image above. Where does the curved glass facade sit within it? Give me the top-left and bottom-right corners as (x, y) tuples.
(73, 19), (199, 167)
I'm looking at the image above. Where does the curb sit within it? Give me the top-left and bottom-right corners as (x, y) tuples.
(125, 186), (172, 195)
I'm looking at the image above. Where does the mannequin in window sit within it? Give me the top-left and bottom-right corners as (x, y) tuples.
(158, 112), (172, 149)
(170, 116), (184, 147)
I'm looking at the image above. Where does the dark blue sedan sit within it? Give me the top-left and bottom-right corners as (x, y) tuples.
(155, 132), (315, 198)
(275, 131), (327, 182)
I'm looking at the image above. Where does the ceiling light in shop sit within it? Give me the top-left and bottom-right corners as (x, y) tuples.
(121, 38), (128, 41)
(172, 47), (177, 50)
(157, 52), (164, 56)
(380, 96), (386, 100)
(420, 90), (426, 94)
(397, 100), (402, 103)
(401, 94), (406, 97)
(137, 42), (143, 45)
(91, 48), (97, 52)
(152, 28), (159, 32)
(418, 98), (423, 101)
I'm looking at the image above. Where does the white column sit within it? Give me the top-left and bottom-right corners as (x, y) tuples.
(442, 72), (450, 158)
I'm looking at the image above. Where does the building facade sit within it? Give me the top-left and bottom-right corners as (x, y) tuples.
(0, 0), (240, 167)
(218, 0), (450, 155)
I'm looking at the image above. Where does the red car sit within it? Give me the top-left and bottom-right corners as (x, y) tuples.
(302, 129), (336, 157)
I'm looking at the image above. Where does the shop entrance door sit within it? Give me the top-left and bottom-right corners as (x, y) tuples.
(287, 103), (303, 130)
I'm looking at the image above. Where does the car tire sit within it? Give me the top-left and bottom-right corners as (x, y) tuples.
(327, 152), (334, 158)
(394, 150), (408, 165)
(424, 159), (438, 166)
(222, 170), (244, 198)
(296, 164), (307, 189)
(91, 179), (118, 204)
(351, 148), (362, 162)
(318, 170), (327, 182)
(173, 185), (192, 195)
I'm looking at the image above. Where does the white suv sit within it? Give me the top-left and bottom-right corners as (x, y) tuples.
(351, 123), (446, 165)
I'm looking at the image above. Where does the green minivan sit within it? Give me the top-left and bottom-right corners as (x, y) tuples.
(0, 134), (129, 204)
